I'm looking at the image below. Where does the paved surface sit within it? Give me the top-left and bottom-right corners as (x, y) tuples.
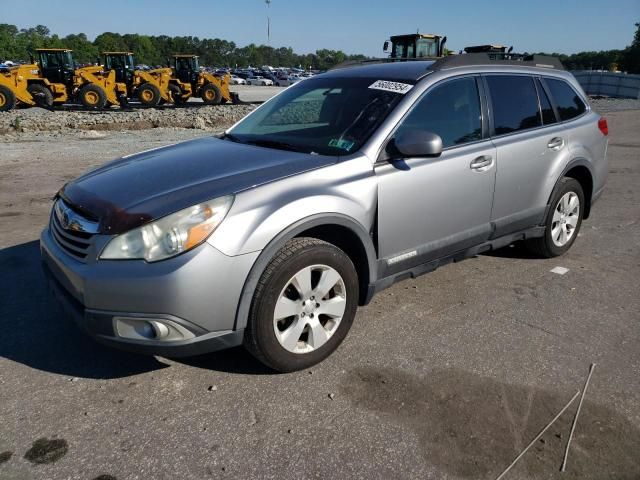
(0, 111), (639, 480)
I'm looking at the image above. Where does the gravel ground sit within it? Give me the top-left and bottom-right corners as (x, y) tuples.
(0, 107), (639, 480)
(589, 97), (640, 114)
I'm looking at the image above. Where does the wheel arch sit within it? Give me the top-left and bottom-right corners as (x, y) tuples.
(550, 159), (595, 219)
(233, 214), (378, 331)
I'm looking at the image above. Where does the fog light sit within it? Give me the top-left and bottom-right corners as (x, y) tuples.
(149, 321), (170, 339)
(113, 316), (196, 342)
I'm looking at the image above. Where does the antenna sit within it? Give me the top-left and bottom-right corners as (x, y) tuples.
(265, 0), (272, 45)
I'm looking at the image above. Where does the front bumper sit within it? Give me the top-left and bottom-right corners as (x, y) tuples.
(40, 227), (259, 357)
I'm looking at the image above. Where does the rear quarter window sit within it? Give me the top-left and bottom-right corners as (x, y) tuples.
(545, 78), (587, 121)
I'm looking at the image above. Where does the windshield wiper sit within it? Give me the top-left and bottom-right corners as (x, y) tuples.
(244, 139), (311, 154)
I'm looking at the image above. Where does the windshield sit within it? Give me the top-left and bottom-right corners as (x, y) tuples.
(416, 38), (438, 57)
(227, 76), (410, 155)
(62, 52), (74, 68)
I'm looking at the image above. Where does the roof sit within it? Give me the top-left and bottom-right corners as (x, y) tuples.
(36, 48), (72, 52)
(390, 33), (443, 39)
(173, 54), (198, 58)
(103, 51), (133, 55)
(324, 60), (435, 82)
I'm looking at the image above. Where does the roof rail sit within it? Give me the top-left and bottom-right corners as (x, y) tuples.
(330, 57), (439, 71)
(432, 53), (565, 70)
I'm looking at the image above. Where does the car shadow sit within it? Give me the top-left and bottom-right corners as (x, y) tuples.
(0, 240), (168, 379)
(483, 242), (542, 260)
(174, 347), (274, 375)
(0, 240), (270, 378)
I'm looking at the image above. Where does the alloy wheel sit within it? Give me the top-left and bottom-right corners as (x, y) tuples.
(551, 191), (580, 247)
(273, 264), (347, 354)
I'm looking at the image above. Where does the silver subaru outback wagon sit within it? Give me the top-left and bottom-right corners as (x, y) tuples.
(41, 54), (608, 372)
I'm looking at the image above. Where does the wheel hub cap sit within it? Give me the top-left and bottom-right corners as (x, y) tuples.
(273, 264), (347, 354)
(551, 191), (580, 247)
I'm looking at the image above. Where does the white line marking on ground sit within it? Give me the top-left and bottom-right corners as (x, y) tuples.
(550, 266), (570, 275)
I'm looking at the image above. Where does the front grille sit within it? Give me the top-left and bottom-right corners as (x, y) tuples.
(50, 199), (98, 260)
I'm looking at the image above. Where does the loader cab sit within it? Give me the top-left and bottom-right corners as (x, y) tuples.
(103, 52), (135, 84)
(384, 34), (447, 59)
(173, 55), (200, 84)
(36, 49), (75, 85)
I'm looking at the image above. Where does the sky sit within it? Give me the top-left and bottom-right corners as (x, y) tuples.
(2, 0), (639, 56)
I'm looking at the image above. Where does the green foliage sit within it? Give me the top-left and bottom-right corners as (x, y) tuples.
(618, 22), (640, 74)
(1, 22), (638, 72)
(0, 24), (368, 69)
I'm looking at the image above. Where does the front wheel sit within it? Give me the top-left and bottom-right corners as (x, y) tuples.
(0, 85), (16, 112)
(525, 177), (584, 257)
(200, 83), (222, 105)
(78, 84), (107, 109)
(244, 238), (359, 372)
(137, 83), (161, 107)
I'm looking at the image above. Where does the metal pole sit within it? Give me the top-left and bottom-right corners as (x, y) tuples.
(495, 391), (581, 480)
(561, 364), (596, 472)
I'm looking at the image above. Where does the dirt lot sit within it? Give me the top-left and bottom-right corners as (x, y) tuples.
(0, 107), (639, 480)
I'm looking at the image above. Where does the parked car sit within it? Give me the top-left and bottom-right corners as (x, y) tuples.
(274, 75), (301, 87)
(247, 76), (274, 86)
(42, 55), (608, 372)
(230, 75), (246, 85)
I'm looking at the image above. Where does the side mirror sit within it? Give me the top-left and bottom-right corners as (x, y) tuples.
(394, 130), (443, 157)
(383, 41), (389, 52)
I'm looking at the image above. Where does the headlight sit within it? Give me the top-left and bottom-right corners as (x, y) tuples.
(100, 195), (234, 262)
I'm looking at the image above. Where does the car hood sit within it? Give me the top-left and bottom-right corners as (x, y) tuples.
(59, 136), (336, 235)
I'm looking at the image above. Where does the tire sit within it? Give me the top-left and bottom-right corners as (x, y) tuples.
(525, 177), (585, 258)
(27, 84), (54, 107)
(137, 83), (161, 107)
(261, 82), (266, 86)
(0, 85), (16, 112)
(275, 82), (280, 87)
(78, 84), (107, 109)
(244, 237), (359, 372)
(200, 83), (222, 105)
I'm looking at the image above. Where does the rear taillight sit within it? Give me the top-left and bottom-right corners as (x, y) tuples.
(598, 117), (608, 136)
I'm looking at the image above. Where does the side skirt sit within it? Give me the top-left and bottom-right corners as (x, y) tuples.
(363, 226), (545, 304)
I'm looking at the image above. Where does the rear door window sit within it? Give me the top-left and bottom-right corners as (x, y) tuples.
(486, 75), (542, 135)
(545, 78), (587, 121)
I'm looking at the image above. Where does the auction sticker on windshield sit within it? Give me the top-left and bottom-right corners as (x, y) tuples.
(368, 80), (413, 94)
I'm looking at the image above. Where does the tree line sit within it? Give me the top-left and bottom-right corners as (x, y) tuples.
(0, 24), (367, 69)
(1, 22), (638, 73)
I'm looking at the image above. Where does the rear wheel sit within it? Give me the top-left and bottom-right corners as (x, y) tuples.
(0, 85), (16, 112)
(525, 177), (584, 257)
(78, 84), (107, 109)
(244, 238), (359, 372)
(200, 83), (222, 105)
(137, 83), (161, 107)
(27, 84), (54, 108)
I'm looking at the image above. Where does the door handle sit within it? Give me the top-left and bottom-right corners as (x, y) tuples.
(547, 137), (564, 150)
(470, 155), (493, 171)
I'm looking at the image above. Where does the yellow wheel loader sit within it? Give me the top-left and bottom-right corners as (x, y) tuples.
(170, 55), (236, 105)
(102, 53), (236, 107)
(0, 49), (128, 111)
(0, 49), (73, 111)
